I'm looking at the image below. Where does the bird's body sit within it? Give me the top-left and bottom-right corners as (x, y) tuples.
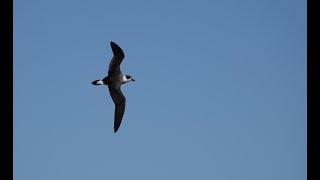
(92, 41), (135, 133)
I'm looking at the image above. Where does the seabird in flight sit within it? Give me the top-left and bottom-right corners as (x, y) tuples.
(92, 41), (135, 133)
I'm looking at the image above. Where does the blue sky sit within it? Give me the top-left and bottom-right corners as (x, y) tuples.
(14, 0), (306, 179)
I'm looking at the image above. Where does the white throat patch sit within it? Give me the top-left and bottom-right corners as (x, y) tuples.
(122, 75), (130, 83)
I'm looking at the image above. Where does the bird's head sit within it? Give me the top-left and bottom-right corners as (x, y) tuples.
(124, 74), (135, 83)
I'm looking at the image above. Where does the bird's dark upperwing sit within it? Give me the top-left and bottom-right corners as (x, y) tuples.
(108, 86), (126, 133)
(108, 41), (125, 75)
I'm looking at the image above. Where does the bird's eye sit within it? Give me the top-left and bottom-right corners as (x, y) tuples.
(126, 75), (131, 79)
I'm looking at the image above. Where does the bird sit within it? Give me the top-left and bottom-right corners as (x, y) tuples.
(91, 41), (135, 133)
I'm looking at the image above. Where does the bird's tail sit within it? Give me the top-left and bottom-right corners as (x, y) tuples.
(91, 79), (104, 85)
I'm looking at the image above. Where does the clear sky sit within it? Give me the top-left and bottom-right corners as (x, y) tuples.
(13, 0), (306, 179)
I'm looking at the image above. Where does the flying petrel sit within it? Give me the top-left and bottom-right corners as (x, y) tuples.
(92, 41), (135, 133)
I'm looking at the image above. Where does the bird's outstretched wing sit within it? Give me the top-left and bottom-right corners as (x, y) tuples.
(108, 86), (126, 133)
(108, 41), (125, 75)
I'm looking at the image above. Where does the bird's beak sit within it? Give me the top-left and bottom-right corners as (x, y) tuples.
(132, 78), (135, 82)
